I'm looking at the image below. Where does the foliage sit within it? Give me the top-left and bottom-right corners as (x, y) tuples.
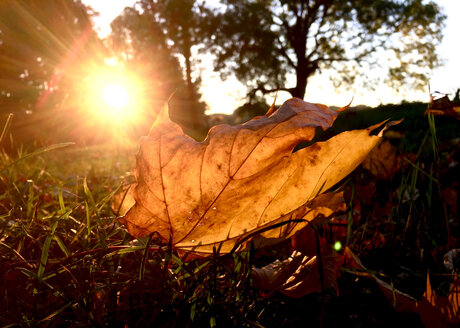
(110, 0), (208, 136)
(0, 140), (259, 327)
(0, 0), (106, 145)
(232, 95), (271, 124)
(205, 0), (445, 99)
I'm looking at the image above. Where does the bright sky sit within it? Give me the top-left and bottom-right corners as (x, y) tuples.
(85, 0), (460, 114)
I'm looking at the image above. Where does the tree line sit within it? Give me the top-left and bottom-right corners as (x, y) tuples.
(0, 0), (445, 144)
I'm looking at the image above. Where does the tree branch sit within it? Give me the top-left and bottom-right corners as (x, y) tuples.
(307, 2), (333, 62)
(248, 83), (294, 99)
(277, 42), (297, 69)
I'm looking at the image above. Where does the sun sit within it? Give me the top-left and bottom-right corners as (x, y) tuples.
(82, 64), (145, 124)
(103, 83), (130, 110)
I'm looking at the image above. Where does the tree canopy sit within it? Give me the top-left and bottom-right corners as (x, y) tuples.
(0, 0), (106, 144)
(207, 0), (446, 101)
(0, 0), (102, 115)
(0, 0), (448, 145)
(110, 0), (208, 135)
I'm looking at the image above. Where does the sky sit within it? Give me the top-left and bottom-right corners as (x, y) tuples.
(84, 0), (460, 115)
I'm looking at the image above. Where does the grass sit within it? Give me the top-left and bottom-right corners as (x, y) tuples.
(0, 105), (458, 327)
(0, 138), (262, 327)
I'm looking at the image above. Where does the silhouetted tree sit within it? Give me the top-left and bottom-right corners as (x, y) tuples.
(0, 0), (104, 143)
(110, 6), (184, 104)
(110, 0), (208, 134)
(0, 0), (103, 113)
(232, 95), (270, 124)
(206, 0), (446, 100)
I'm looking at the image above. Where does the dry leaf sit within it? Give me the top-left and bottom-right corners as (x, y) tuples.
(112, 184), (136, 216)
(342, 247), (419, 313)
(419, 274), (460, 327)
(120, 98), (385, 253)
(343, 247), (460, 325)
(251, 194), (345, 298)
(444, 249), (460, 272)
(426, 92), (460, 118)
(252, 244), (339, 298)
(361, 140), (399, 180)
(290, 192), (346, 254)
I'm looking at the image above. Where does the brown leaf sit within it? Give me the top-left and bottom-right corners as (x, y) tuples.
(112, 184), (136, 216)
(419, 274), (460, 328)
(361, 140), (399, 180)
(342, 247), (419, 313)
(252, 244), (339, 298)
(426, 92), (460, 118)
(290, 192), (346, 255)
(343, 248), (460, 325)
(251, 198), (345, 298)
(120, 98), (385, 253)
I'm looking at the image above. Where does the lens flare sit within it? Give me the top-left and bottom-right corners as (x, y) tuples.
(333, 241), (342, 251)
(103, 83), (129, 110)
(82, 64), (145, 125)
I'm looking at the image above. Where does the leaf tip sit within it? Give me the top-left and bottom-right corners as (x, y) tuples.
(373, 118), (403, 137)
(265, 92), (278, 116)
(150, 102), (171, 132)
(337, 97), (354, 112)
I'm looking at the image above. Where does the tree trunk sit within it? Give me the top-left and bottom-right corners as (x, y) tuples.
(183, 43), (200, 130)
(291, 59), (318, 99)
(291, 65), (308, 99)
(292, 74), (307, 99)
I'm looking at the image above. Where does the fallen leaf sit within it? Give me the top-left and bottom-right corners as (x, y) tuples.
(251, 194), (346, 298)
(342, 247), (419, 313)
(425, 92), (460, 119)
(343, 247), (460, 325)
(361, 140), (399, 180)
(120, 98), (385, 253)
(112, 183), (136, 216)
(419, 273), (460, 327)
(252, 243), (339, 298)
(444, 249), (460, 272)
(290, 192), (346, 255)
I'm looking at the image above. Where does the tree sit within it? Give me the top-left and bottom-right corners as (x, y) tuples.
(0, 0), (104, 143)
(158, 0), (206, 129)
(207, 0), (446, 101)
(0, 0), (102, 114)
(232, 95), (269, 124)
(110, 0), (208, 134)
(110, 6), (184, 105)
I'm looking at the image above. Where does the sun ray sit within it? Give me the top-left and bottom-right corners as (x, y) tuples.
(81, 62), (146, 125)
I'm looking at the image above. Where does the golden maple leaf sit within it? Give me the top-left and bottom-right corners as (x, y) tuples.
(119, 98), (386, 253)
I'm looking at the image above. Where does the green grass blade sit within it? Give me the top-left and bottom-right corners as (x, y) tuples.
(0, 142), (74, 173)
(111, 245), (145, 254)
(404, 158), (439, 183)
(427, 113), (438, 160)
(0, 113), (13, 147)
(85, 201), (91, 241)
(37, 218), (61, 278)
(38, 302), (73, 323)
(83, 177), (108, 247)
(139, 233), (154, 280)
(83, 177), (96, 207)
(58, 189), (66, 214)
(37, 234), (53, 279)
(53, 235), (70, 258)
